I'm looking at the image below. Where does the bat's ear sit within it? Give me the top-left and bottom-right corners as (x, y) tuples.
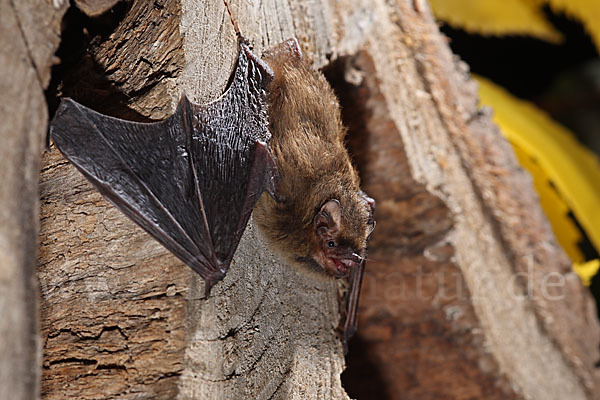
(315, 199), (341, 236)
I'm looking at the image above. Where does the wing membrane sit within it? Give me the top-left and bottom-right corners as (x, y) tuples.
(50, 43), (275, 293)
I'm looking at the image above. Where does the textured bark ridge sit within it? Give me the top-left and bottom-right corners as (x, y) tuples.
(35, 0), (600, 399)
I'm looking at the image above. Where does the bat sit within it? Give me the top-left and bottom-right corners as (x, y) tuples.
(50, 13), (375, 346)
(254, 39), (376, 345)
(50, 40), (277, 295)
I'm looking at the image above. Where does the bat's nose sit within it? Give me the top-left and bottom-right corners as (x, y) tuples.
(349, 252), (363, 263)
(337, 250), (362, 266)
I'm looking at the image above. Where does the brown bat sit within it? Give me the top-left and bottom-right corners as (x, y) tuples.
(254, 39), (376, 343)
(49, 7), (374, 345)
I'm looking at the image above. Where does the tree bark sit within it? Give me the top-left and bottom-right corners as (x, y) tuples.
(36, 0), (600, 399)
(0, 0), (67, 399)
(39, 1), (346, 399)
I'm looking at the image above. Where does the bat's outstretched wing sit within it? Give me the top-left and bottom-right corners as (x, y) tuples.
(50, 43), (276, 294)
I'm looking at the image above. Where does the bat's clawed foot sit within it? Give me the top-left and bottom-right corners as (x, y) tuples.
(241, 44), (275, 84)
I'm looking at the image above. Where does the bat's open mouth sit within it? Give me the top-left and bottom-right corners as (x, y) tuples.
(314, 249), (361, 277)
(330, 258), (356, 277)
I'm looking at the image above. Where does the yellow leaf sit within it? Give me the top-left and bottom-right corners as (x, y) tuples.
(429, 0), (563, 42)
(510, 145), (585, 262)
(475, 76), (600, 275)
(574, 259), (600, 286)
(543, 0), (600, 52)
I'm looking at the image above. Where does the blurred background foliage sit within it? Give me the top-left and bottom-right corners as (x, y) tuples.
(428, 0), (600, 305)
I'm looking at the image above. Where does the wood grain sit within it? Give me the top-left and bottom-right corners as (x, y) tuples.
(0, 0), (67, 399)
(35, 0), (600, 398)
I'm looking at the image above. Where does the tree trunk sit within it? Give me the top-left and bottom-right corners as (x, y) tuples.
(35, 0), (600, 399)
(0, 1), (67, 399)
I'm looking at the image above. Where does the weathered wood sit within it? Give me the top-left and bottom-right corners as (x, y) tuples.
(0, 0), (67, 399)
(336, 1), (600, 399)
(37, 0), (600, 399)
(75, 0), (121, 17)
(40, 1), (346, 399)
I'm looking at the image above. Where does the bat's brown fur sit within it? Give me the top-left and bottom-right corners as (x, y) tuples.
(254, 39), (374, 278)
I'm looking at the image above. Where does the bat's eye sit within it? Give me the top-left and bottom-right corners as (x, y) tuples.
(328, 241), (335, 248)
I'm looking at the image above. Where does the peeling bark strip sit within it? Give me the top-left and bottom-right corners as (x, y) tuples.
(37, 0), (600, 399)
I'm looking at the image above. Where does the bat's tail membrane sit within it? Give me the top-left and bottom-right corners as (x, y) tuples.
(186, 41), (276, 286)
